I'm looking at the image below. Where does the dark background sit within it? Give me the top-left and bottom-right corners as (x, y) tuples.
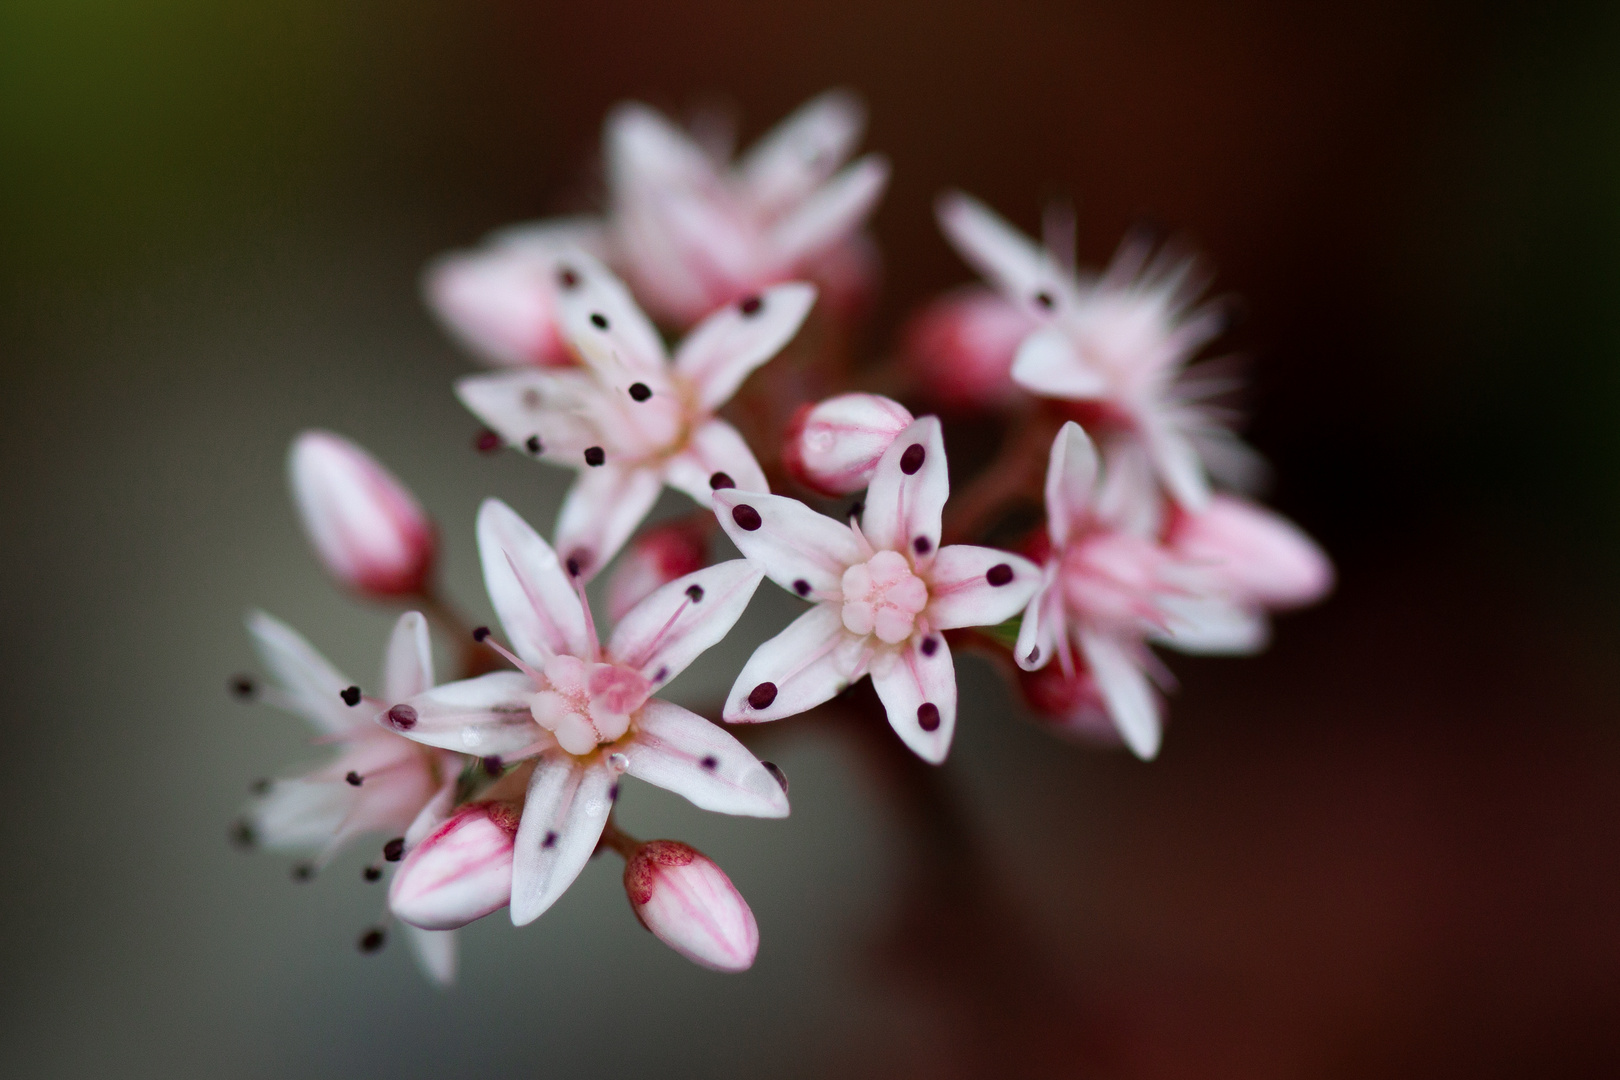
(3, 1), (1618, 1077)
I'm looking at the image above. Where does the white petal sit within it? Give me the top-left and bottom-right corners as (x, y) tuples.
(405, 927), (458, 987)
(673, 282), (817, 410)
(477, 498), (592, 665)
(1011, 327), (1110, 399)
(608, 560), (763, 687)
(623, 698), (790, 817)
(1152, 595), (1269, 655)
(1079, 629), (1161, 760)
(711, 489), (862, 598)
(248, 779), (351, 850)
(552, 464), (665, 584)
(1044, 421), (1098, 548)
(1014, 573), (1063, 672)
(403, 772), (458, 850)
(394, 672), (542, 756)
(422, 244), (568, 368)
(607, 101), (718, 192)
(936, 190), (1070, 310)
(925, 545), (1040, 629)
(510, 753), (614, 925)
(862, 416), (949, 560)
(245, 610), (353, 735)
(870, 636), (958, 764)
(454, 368), (607, 457)
(738, 89), (865, 213)
(661, 419), (771, 504)
(1141, 412), (1210, 510)
(769, 154), (890, 268)
(723, 605), (869, 722)
(1171, 495), (1334, 608)
(383, 611), (435, 703)
(551, 251), (671, 388)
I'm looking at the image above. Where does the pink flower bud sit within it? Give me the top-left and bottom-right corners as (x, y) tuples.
(783, 393), (914, 496)
(389, 801), (519, 930)
(1167, 495), (1333, 610)
(605, 519), (710, 624)
(624, 840), (758, 972)
(1015, 663), (1126, 748)
(901, 287), (1038, 410)
(423, 245), (574, 368)
(288, 431), (436, 596)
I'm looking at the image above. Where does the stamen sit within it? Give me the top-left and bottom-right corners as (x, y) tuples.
(584, 446), (605, 467)
(385, 704), (417, 731)
(363, 866), (382, 882)
(340, 686), (362, 707)
(589, 312), (609, 330)
(1027, 646), (1041, 663)
(357, 927), (386, 954)
(748, 682), (778, 709)
(900, 443), (926, 475)
(481, 755), (503, 776)
(475, 428), (502, 453)
(920, 637), (939, 657)
(556, 266), (580, 289)
(628, 382), (652, 401)
(653, 665), (669, 683)
(229, 675), (257, 700)
(762, 761), (789, 794)
(685, 584), (704, 602)
(345, 771), (363, 787)
(542, 831), (558, 849)
(700, 755), (718, 771)
(739, 295), (763, 316)
(229, 820), (255, 849)
(848, 500), (864, 520)
(571, 574), (599, 661)
(383, 837), (405, 861)
(708, 471), (735, 490)
(913, 536), (932, 555)
(986, 564), (1014, 586)
(793, 579), (811, 596)
(732, 504), (762, 531)
(250, 778), (271, 795)
(917, 702), (941, 732)
(473, 626), (491, 641)
(292, 862), (315, 882)
(1033, 290), (1055, 311)
(525, 435), (543, 455)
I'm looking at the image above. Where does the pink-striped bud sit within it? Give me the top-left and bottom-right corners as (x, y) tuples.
(389, 801), (519, 930)
(624, 840), (759, 972)
(783, 393), (914, 496)
(288, 432), (436, 596)
(423, 245), (574, 368)
(1167, 495), (1333, 610)
(605, 520), (710, 624)
(901, 287), (1038, 410)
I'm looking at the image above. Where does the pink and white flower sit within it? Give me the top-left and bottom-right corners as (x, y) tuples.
(623, 840), (759, 972)
(456, 254), (815, 580)
(937, 191), (1244, 509)
(783, 392), (914, 496)
(288, 432), (436, 597)
(240, 609), (462, 983)
(422, 218), (607, 369)
(381, 499), (788, 926)
(1015, 423), (1330, 758)
(390, 796), (522, 931)
(713, 416), (1039, 763)
(607, 90), (889, 326)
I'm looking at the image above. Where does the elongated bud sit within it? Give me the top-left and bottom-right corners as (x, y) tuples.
(389, 801), (519, 930)
(783, 393), (914, 496)
(901, 287), (1037, 410)
(289, 432), (436, 596)
(605, 519), (709, 624)
(1167, 495), (1333, 609)
(624, 840), (758, 972)
(423, 245), (574, 368)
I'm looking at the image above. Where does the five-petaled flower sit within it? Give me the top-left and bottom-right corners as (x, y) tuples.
(1015, 423), (1331, 759)
(713, 416), (1039, 763)
(456, 254), (816, 581)
(608, 90), (890, 326)
(381, 498), (788, 926)
(938, 191), (1252, 509)
(238, 609), (462, 983)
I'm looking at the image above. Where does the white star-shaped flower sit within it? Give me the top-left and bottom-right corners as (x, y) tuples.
(712, 416), (1039, 763)
(456, 254), (815, 580)
(380, 499), (788, 926)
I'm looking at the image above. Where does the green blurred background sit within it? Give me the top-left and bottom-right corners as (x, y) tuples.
(3, 1), (1619, 1077)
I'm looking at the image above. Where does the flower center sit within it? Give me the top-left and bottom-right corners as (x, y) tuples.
(841, 549), (930, 645)
(527, 654), (652, 756)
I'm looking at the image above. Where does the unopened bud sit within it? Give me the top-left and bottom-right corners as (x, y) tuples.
(783, 393), (914, 497)
(388, 801), (519, 930)
(1167, 495), (1333, 609)
(605, 519), (710, 624)
(1015, 663), (1125, 748)
(288, 431), (436, 596)
(901, 287), (1037, 410)
(623, 840), (758, 972)
(423, 244), (575, 368)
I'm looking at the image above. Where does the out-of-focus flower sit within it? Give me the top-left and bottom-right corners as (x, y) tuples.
(623, 840), (758, 972)
(238, 609), (461, 983)
(382, 499), (788, 926)
(901, 288), (1040, 411)
(714, 417), (1039, 763)
(938, 191), (1242, 509)
(288, 432), (436, 597)
(422, 218), (606, 368)
(1165, 494), (1333, 612)
(390, 797), (521, 931)
(608, 90), (889, 326)
(783, 393), (914, 496)
(1013, 661), (1125, 748)
(456, 255), (815, 580)
(605, 518), (711, 624)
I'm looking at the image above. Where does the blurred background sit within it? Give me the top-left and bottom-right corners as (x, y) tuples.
(3, 1), (1619, 1076)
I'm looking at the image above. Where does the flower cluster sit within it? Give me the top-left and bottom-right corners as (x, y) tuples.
(227, 89), (1330, 982)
